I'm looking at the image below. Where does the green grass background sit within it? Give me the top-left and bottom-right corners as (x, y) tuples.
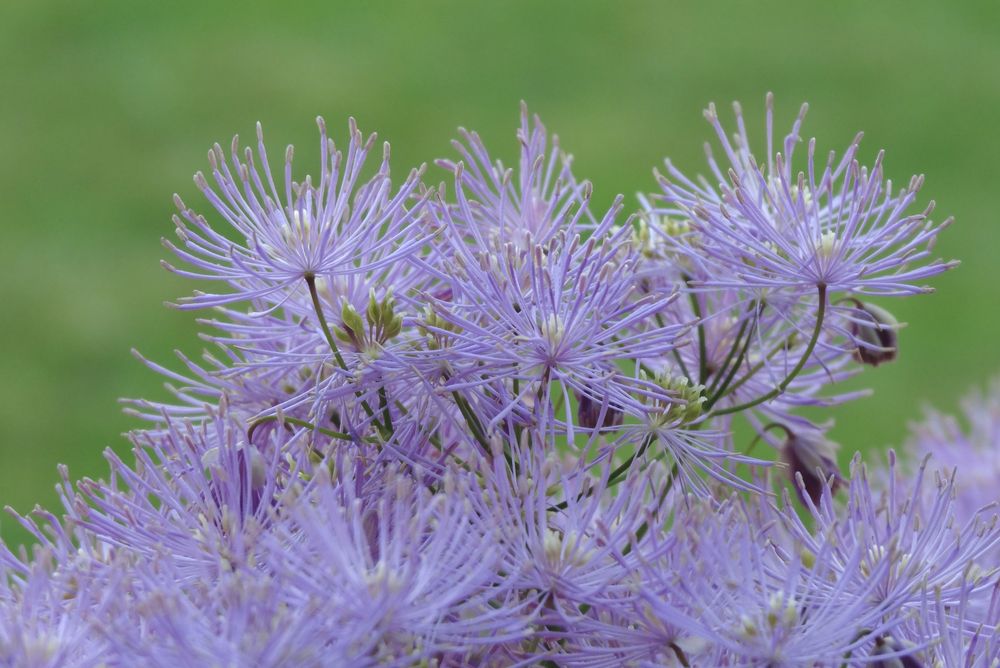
(1, 1), (998, 546)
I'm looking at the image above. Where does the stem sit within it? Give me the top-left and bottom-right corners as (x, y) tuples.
(305, 273), (349, 371)
(683, 277), (709, 385)
(724, 333), (796, 397)
(709, 284), (827, 418)
(705, 307), (759, 409)
(451, 390), (491, 453)
(247, 415), (352, 443)
(669, 642), (692, 668)
(304, 273), (383, 429)
(656, 312), (692, 381)
(378, 387), (393, 433)
(744, 422), (792, 455)
(547, 434), (656, 512)
(606, 434), (654, 488)
(622, 460), (678, 556)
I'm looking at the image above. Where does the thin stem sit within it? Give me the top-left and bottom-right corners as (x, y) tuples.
(709, 284), (827, 418)
(547, 434), (656, 512)
(656, 312), (692, 381)
(378, 386), (393, 433)
(622, 460), (678, 557)
(705, 306), (754, 397)
(305, 273), (349, 371)
(683, 277), (709, 385)
(304, 273), (383, 429)
(744, 422), (792, 455)
(451, 390), (491, 453)
(705, 308), (759, 409)
(724, 332), (796, 397)
(247, 415), (353, 443)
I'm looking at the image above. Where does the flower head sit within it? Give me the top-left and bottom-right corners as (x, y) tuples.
(649, 94), (956, 297)
(166, 118), (427, 309)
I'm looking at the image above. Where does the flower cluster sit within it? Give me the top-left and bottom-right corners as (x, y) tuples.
(2, 99), (995, 666)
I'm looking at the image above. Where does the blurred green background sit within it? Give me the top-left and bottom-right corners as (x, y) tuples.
(1, 1), (998, 545)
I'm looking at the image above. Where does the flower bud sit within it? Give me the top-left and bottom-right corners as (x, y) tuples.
(850, 302), (899, 367)
(576, 391), (624, 429)
(780, 426), (842, 505)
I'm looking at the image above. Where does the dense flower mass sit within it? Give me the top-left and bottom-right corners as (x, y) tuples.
(2, 97), (996, 666)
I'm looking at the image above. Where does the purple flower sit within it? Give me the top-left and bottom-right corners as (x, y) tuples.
(904, 376), (1000, 523)
(425, 214), (686, 435)
(103, 566), (344, 668)
(648, 94), (956, 297)
(0, 101), (982, 664)
(782, 452), (1000, 615)
(436, 102), (593, 248)
(0, 543), (115, 667)
(264, 466), (531, 664)
(67, 411), (299, 580)
(165, 117), (428, 309)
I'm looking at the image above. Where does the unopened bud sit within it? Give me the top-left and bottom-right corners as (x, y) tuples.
(576, 391), (624, 429)
(780, 426), (843, 505)
(850, 302), (899, 367)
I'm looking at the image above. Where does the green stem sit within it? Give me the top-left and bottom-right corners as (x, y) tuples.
(723, 332), (796, 397)
(378, 386), (393, 433)
(304, 273), (384, 430)
(451, 390), (491, 453)
(705, 307), (759, 409)
(656, 312), (692, 381)
(684, 277), (709, 385)
(744, 422), (791, 455)
(548, 434), (656, 512)
(305, 273), (349, 371)
(622, 460), (678, 556)
(247, 415), (353, 443)
(709, 284), (827, 418)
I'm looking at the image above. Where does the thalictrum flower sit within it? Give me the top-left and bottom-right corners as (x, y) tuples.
(165, 117), (428, 309)
(648, 94), (956, 297)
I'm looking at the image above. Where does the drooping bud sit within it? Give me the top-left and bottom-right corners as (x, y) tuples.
(780, 425), (843, 505)
(849, 302), (899, 367)
(576, 391), (624, 429)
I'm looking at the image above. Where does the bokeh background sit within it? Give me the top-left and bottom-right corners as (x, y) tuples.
(1, 1), (998, 545)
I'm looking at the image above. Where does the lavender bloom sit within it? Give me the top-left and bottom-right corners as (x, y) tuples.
(877, 580), (1000, 668)
(266, 466), (531, 664)
(904, 376), (1000, 522)
(648, 94), (956, 297)
(0, 103), (979, 664)
(165, 117), (427, 309)
(645, 497), (897, 666)
(104, 566), (344, 668)
(0, 543), (115, 667)
(425, 206), (686, 435)
(436, 102), (593, 249)
(782, 452), (1000, 616)
(476, 436), (667, 612)
(66, 410), (299, 581)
